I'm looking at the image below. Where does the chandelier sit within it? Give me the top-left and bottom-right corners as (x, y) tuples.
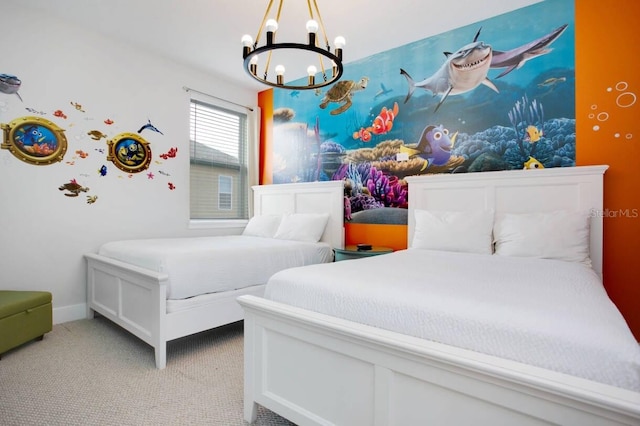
(241, 0), (345, 90)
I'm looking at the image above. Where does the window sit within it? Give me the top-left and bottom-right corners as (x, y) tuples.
(189, 98), (250, 220)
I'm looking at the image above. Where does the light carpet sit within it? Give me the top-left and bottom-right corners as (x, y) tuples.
(0, 317), (295, 425)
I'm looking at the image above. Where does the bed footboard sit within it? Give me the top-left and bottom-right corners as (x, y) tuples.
(238, 295), (640, 426)
(85, 253), (169, 368)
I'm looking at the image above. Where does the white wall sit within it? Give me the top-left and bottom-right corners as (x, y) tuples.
(0, 3), (257, 323)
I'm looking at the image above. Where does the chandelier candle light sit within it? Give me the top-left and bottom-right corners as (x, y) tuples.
(242, 0), (345, 90)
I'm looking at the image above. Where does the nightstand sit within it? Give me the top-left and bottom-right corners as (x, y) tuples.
(334, 245), (393, 261)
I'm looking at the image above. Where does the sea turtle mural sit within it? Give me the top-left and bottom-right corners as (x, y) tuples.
(319, 77), (369, 115)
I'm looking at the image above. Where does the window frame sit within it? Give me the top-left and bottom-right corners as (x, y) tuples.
(188, 93), (258, 229)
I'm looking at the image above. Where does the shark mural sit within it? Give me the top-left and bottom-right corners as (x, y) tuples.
(490, 24), (568, 78)
(271, 0), (576, 224)
(400, 23), (567, 112)
(400, 28), (498, 112)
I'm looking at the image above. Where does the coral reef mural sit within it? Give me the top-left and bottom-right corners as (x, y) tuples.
(271, 0), (576, 224)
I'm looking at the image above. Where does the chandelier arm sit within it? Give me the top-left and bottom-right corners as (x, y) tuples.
(275, 0), (284, 22)
(255, 0), (276, 46)
(306, 0), (314, 19)
(312, 25), (327, 77)
(264, 49), (274, 80)
(317, 53), (326, 77)
(312, 0), (331, 49)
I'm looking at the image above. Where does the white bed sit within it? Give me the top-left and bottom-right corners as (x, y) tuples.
(85, 180), (344, 369)
(238, 165), (640, 426)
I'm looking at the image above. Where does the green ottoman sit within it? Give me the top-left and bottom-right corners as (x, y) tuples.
(0, 291), (52, 358)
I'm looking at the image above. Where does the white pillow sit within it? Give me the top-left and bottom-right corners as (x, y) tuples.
(493, 210), (591, 265)
(242, 214), (282, 238)
(411, 209), (494, 254)
(273, 213), (330, 243)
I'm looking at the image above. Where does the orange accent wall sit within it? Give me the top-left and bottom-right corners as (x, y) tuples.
(258, 90), (273, 184)
(345, 223), (407, 251)
(259, 2), (640, 339)
(575, 0), (640, 339)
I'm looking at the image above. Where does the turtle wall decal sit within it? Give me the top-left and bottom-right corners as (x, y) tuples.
(58, 179), (89, 197)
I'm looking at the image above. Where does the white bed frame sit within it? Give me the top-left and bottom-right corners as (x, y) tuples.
(85, 180), (344, 369)
(239, 166), (640, 425)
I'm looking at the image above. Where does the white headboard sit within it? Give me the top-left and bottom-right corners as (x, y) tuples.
(405, 165), (608, 277)
(252, 180), (345, 249)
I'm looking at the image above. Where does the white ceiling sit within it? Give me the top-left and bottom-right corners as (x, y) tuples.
(12, 0), (540, 92)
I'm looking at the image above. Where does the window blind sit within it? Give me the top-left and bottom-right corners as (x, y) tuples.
(190, 99), (249, 220)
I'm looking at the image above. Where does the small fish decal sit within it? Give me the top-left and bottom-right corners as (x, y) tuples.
(25, 107), (46, 115)
(70, 101), (85, 112)
(159, 147), (177, 159)
(87, 130), (107, 140)
(94, 148), (105, 154)
(53, 110), (67, 119)
(0, 73), (23, 101)
(98, 165), (107, 176)
(86, 195), (98, 204)
(168, 182), (176, 190)
(523, 156), (544, 170)
(138, 119), (163, 135)
(524, 125), (543, 143)
(104, 118), (114, 125)
(352, 127), (372, 142)
(537, 76), (566, 88)
(373, 82), (393, 100)
(158, 170), (170, 176)
(75, 150), (89, 159)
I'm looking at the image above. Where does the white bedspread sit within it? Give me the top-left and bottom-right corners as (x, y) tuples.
(98, 235), (333, 300)
(264, 249), (640, 391)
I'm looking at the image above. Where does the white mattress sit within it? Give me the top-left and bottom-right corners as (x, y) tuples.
(166, 283), (265, 314)
(264, 249), (640, 391)
(98, 235), (333, 300)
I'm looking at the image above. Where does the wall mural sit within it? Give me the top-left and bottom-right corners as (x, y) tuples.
(0, 72), (179, 205)
(271, 0), (575, 224)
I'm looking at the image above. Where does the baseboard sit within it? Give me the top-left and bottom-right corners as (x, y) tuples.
(53, 303), (86, 324)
